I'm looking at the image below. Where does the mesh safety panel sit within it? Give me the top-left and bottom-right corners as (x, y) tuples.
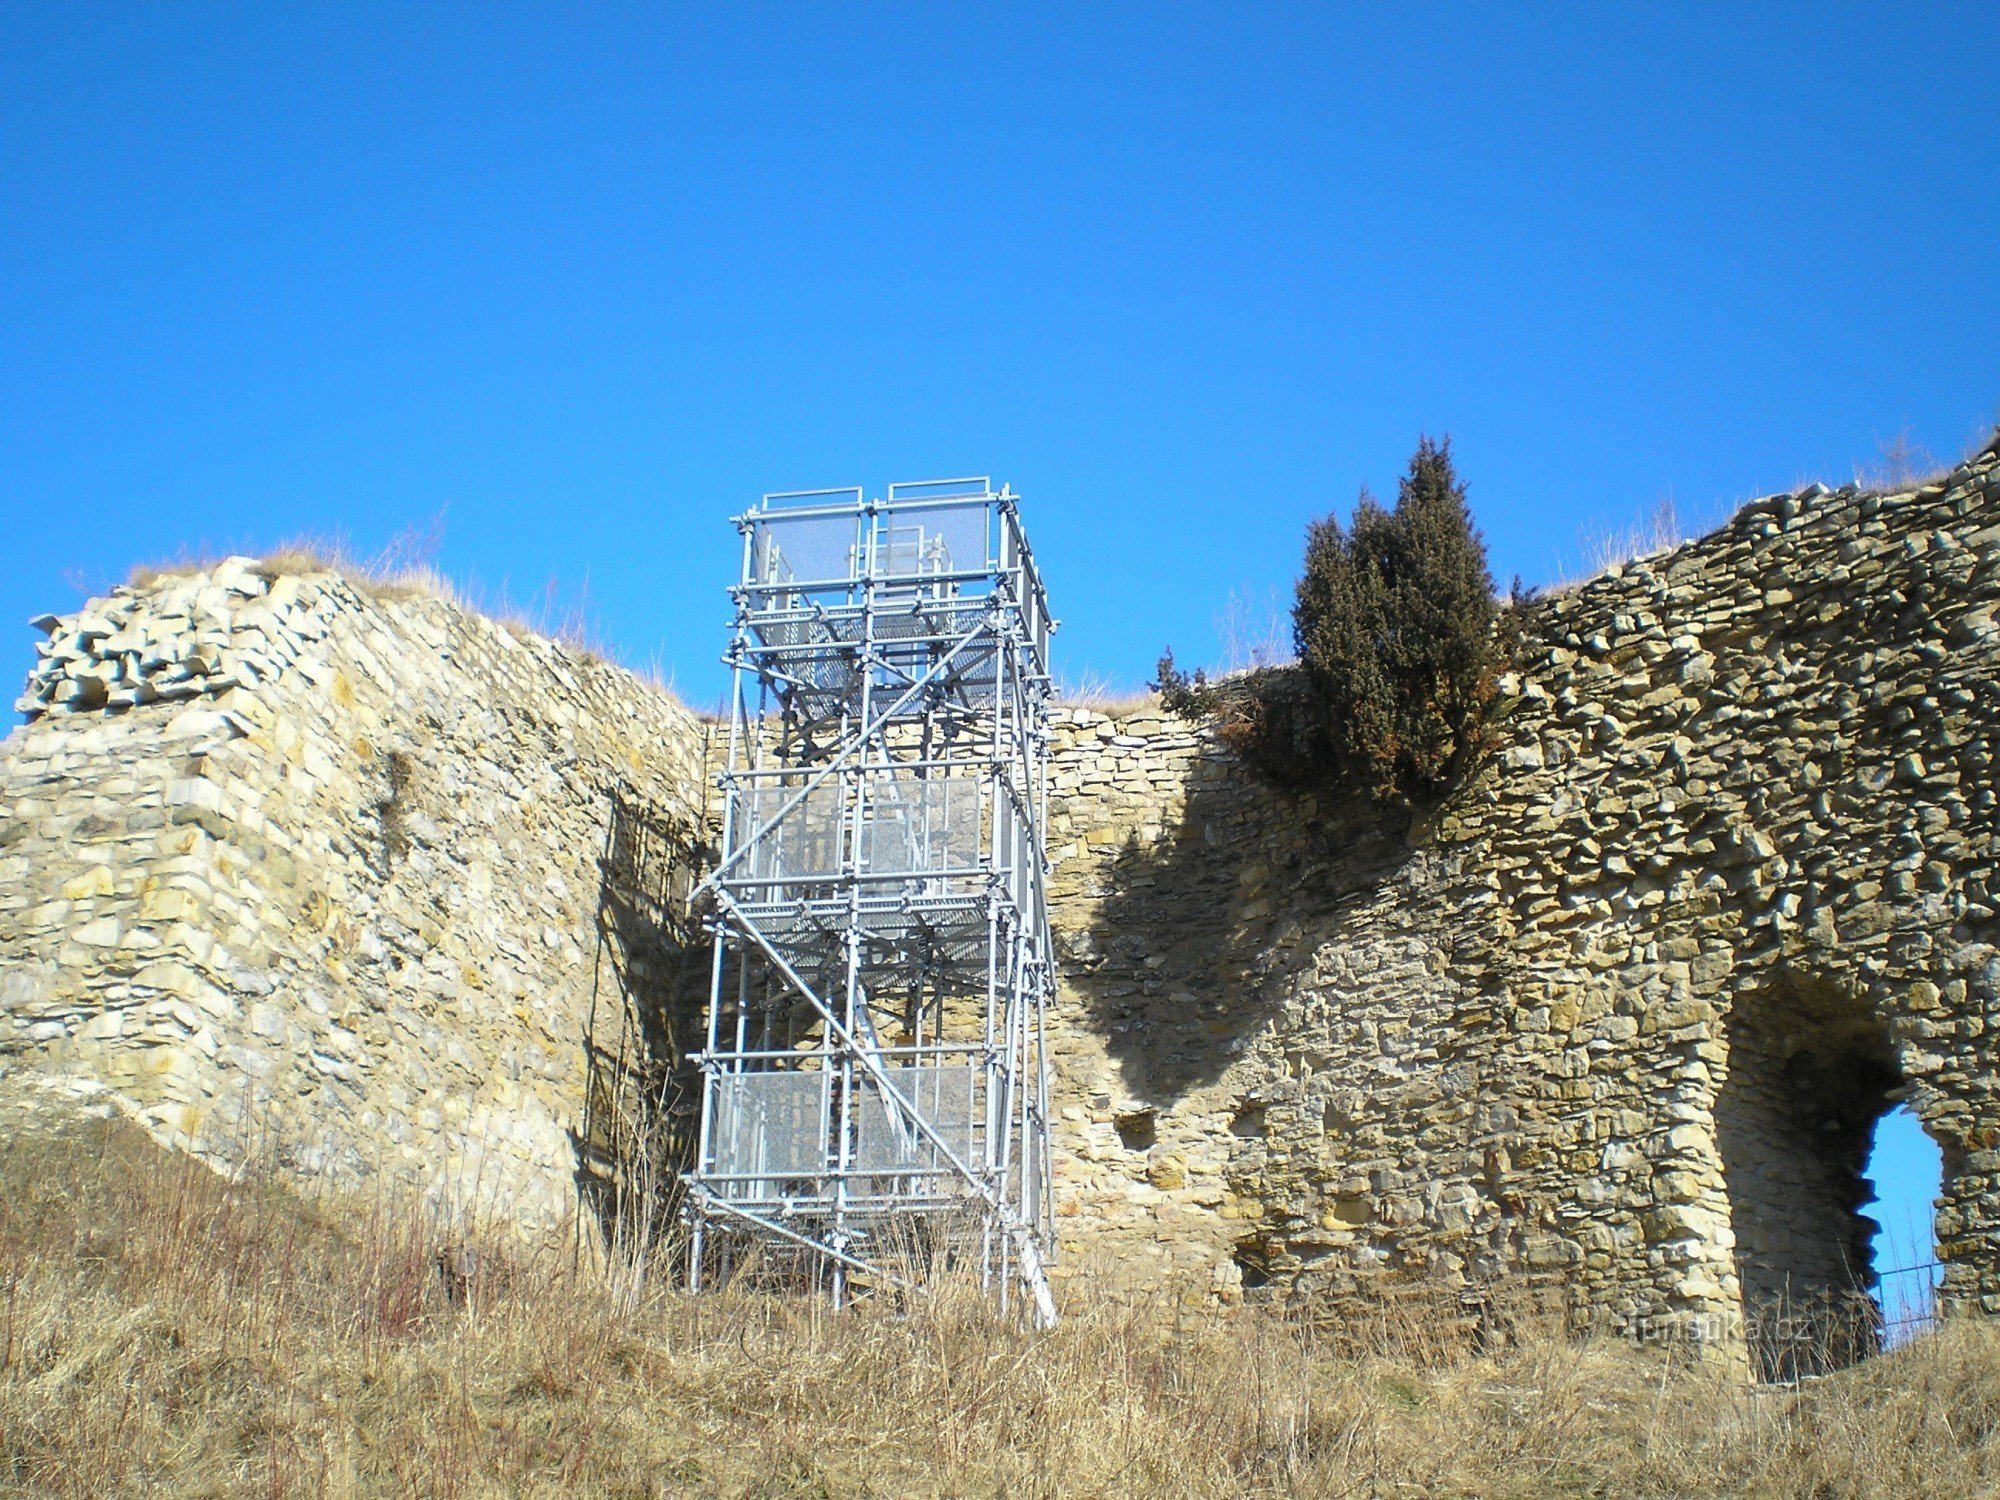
(851, 1063), (986, 1174)
(709, 1071), (829, 1198)
(753, 512), (865, 590)
(735, 782), (846, 883)
(859, 774), (982, 875)
(877, 505), (991, 583)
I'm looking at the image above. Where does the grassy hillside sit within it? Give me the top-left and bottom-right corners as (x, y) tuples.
(0, 1097), (1995, 1498)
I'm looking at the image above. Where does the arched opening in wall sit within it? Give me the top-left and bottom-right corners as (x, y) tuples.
(1864, 1104), (1943, 1348)
(1715, 976), (1902, 1381)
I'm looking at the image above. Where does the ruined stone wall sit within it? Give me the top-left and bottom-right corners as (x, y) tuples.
(1040, 707), (1478, 1302)
(0, 560), (710, 1237)
(3, 439), (1997, 1351)
(1039, 440), (2000, 1351)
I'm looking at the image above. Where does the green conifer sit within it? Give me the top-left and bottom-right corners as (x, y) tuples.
(1292, 436), (1497, 802)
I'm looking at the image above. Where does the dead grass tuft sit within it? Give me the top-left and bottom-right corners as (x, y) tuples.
(1215, 584), (1294, 674)
(1851, 426), (1959, 497)
(1, 1110), (1996, 1496)
(1053, 667), (1157, 717)
(1548, 425), (1999, 593)
(1573, 492), (1696, 579)
(128, 516), (459, 603)
(125, 518), (643, 682)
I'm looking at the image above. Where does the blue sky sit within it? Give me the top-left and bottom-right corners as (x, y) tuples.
(1, 3), (1987, 1279)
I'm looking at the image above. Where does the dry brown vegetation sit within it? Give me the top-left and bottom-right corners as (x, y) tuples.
(1850, 427), (1960, 498)
(123, 519), (659, 685)
(1, 1104), (1996, 1497)
(1550, 425), (1999, 591)
(128, 517), (462, 606)
(1052, 666), (1157, 716)
(1573, 493), (1697, 580)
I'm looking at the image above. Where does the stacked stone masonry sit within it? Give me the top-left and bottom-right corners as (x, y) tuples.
(0, 560), (710, 1236)
(3, 439), (1998, 1352)
(1042, 440), (2000, 1348)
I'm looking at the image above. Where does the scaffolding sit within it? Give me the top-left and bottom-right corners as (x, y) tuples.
(684, 478), (1058, 1324)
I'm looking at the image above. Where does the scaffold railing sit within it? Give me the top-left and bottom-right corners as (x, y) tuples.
(683, 478), (1058, 1324)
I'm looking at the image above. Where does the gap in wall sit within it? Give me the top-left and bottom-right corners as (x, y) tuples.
(1864, 1103), (1943, 1348)
(1717, 976), (1902, 1379)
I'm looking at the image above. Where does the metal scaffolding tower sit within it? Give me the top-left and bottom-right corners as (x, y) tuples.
(684, 478), (1058, 1324)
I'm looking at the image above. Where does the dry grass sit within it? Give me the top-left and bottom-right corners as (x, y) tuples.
(1572, 493), (1696, 579)
(1550, 424), (2000, 591)
(129, 516), (458, 604)
(2, 1110), (1997, 1497)
(1215, 584), (1294, 674)
(1850, 426), (1959, 497)
(126, 518), (627, 672)
(1052, 667), (1157, 717)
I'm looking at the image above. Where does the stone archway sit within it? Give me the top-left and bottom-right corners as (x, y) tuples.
(1715, 973), (1906, 1377)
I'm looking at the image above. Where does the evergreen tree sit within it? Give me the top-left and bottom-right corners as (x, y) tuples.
(1292, 437), (1497, 802)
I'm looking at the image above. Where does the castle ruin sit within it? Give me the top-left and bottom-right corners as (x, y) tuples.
(4, 439), (1998, 1366)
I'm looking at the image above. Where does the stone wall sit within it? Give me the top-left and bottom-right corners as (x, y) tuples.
(1039, 438), (2000, 1355)
(1040, 705), (1457, 1302)
(3, 436), (1998, 1355)
(0, 560), (710, 1237)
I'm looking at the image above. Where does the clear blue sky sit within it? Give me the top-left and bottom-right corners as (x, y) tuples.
(0, 4), (1984, 1274)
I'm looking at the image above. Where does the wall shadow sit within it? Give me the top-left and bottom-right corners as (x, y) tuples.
(1058, 743), (1412, 1105)
(576, 788), (710, 1257)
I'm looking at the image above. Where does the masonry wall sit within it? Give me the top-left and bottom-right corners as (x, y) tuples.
(0, 561), (709, 1237)
(3, 439), (1998, 1350)
(1040, 440), (2000, 1351)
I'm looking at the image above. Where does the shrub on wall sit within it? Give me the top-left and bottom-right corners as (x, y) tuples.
(1292, 436), (1499, 804)
(1150, 648), (1218, 719)
(1156, 437), (1505, 804)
